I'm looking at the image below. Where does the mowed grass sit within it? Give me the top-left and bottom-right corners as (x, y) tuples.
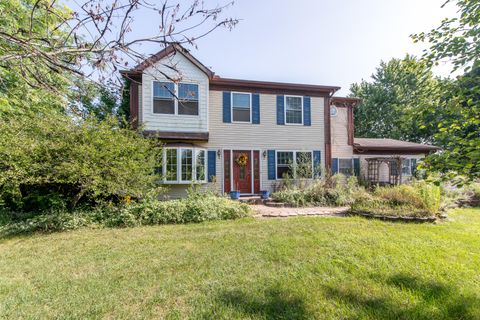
(1, 209), (480, 319)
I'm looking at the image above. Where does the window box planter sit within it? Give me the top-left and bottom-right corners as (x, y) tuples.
(260, 190), (270, 200)
(229, 191), (240, 200)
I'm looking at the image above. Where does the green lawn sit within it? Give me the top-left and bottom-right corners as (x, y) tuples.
(1, 209), (479, 319)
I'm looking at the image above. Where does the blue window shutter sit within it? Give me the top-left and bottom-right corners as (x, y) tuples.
(207, 151), (216, 182)
(268, 150), (276, 180)
(332, 158), (339, 174)
(223, 92), (231, 123)
(252, 94), (260, 124)
(353, 158), (360, 176)
(313, 150), (321, 177)
(411, 158), (417, 175)
(303, 96), (311, 126)
(276, 95), (284, 125)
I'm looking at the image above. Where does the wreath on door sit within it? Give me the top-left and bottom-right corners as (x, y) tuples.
(235, 153), (248, 167)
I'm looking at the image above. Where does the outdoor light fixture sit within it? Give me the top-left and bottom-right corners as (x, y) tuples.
(262, 150), (267, 158)
(217, 149), (221, 158)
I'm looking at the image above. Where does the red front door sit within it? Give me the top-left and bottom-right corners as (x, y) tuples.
(233, 150), (252, 194)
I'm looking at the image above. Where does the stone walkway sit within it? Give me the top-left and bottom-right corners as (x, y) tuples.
(251, 205), (350, 218)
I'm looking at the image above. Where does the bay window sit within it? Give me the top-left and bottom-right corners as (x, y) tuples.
(160, 147), (207, 183)
(152, 81), (199, 115)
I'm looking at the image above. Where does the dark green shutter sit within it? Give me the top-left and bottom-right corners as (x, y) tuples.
(276, 96), (284, 125)
(207, 151), (216, 182)
(223, 92), (231, 123)
(268, 150), (276, 180)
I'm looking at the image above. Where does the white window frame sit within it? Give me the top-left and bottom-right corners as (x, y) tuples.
(231, 92), (252, 123)
(275, 150), (314, 180)
(338, 158), (354, 176)
(152, 80), (200, 117)
(161, 147), (207, 184)
(284, 95), (304, 125)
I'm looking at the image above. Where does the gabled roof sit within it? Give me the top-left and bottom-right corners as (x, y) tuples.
(353, 138), (440, 154)
(120, 44), (341, 96)
(120, 44), (214, 80)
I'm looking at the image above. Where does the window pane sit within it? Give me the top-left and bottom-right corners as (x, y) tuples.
(178, 100), (199, 115)
(181, 149), (193, 181)
(296, 152), (312, 178)
(165, 149), (177, 181)
(277, 166), (293, 179)
(153, 82), (174, 98)
(277, 152), (294, 165)
(232, 108), (250, 122)
(277, 152), (294, 179)
(339, 159), (353, 176)
(286, 96), (302, 124)
(232, 93), (250, 108)
(178, 83), (198, 100)
(286, 110), (302, 124)
(196, 150), (205, 181)
(402, 159), (411, 175)
(153, 99), (175, 114)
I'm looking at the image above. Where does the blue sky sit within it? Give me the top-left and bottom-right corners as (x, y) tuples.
(92, 0), (457, 95)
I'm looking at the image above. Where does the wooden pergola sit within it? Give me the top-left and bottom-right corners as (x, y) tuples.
(365, 156), (404, 185)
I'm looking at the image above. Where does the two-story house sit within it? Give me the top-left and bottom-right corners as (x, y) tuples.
(121, 44), (438, 198)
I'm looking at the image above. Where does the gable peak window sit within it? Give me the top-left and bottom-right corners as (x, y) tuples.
(285, 96), (303, 124)
(152, 81), (199, 115)
(232, 92), (251, 122)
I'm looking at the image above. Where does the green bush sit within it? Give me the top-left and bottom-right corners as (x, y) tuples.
(0, 112), (162, 212)
(0, 191), (251, 235)
(271, 174), (362, 207)
(351, 181), (441, 217)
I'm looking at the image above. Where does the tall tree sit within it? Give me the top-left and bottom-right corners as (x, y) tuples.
(412, 0), (479, 179)
(350, 55), (444, 143)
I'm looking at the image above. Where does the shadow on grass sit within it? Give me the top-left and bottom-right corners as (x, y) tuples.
(216, 286), (310, 320)
(323, 273), (479, 320)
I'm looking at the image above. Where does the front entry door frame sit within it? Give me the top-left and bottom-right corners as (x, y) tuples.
(223, 149), (262, 195)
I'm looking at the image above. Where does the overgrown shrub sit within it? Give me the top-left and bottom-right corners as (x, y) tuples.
(271, 174), (363, 207)
(0, 112), (162, 212)
(351, 181), (441, 217)
(0, 190), (251, 235)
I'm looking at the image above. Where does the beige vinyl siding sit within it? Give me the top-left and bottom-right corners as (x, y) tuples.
(331, 106), (354, 158)
(205, 91), (326, 193)
(141, 53), (209, 132)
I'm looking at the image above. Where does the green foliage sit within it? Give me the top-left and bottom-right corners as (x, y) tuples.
(350, 55), (444, 143)
(410, 0), (480, 180)
(0, 0), (72, 113)
(272, 174), (363, 207)
(0, 112), (162, 211)
(0, 192), (251, 235)
(351, 182), (441, 217)
(421, 63), (480, 179)
(411, 0), (479, 72)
